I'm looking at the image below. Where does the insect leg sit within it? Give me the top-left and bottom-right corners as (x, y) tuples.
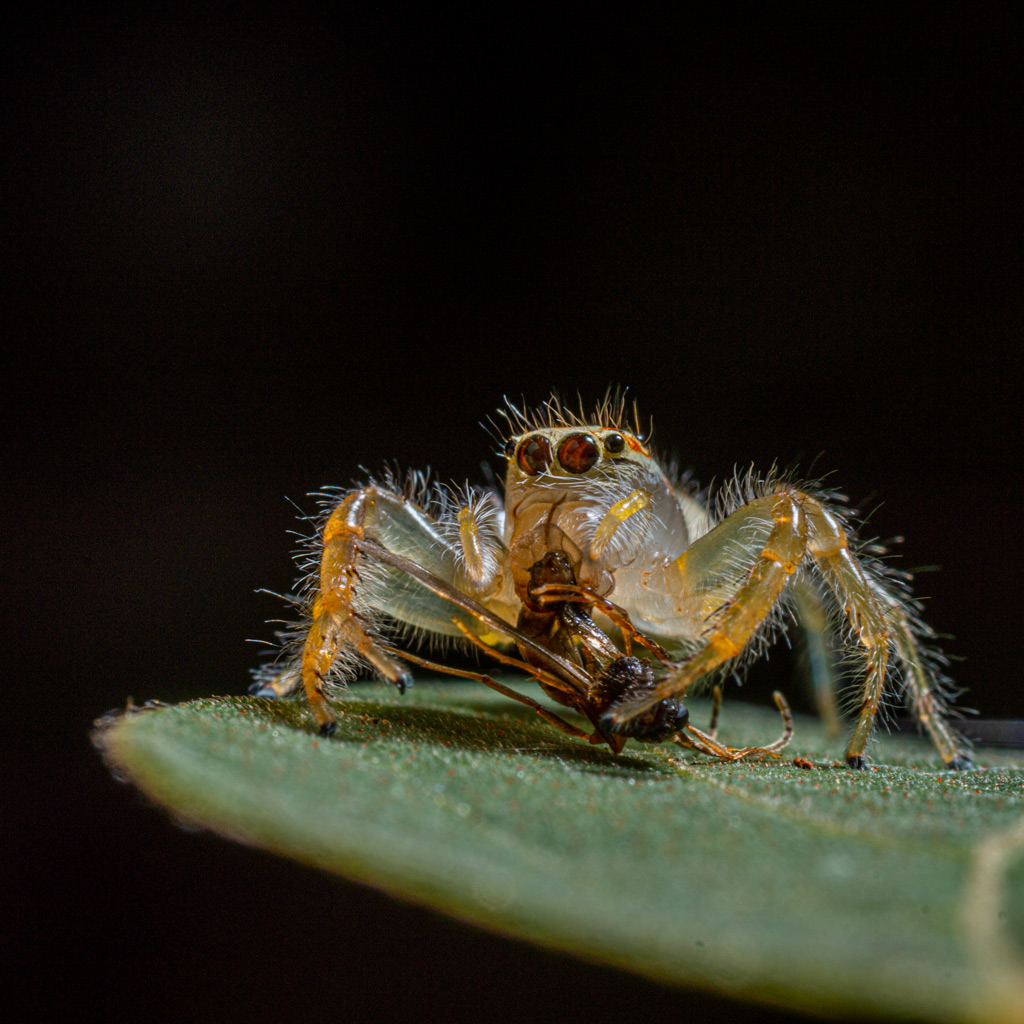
(530, 583), (673, 662)
(378, 643), (593, 742)
(451, 621), (583, 701)
(677, 692), (793, 761)
(359, 539), (596, 695)
(451, 622), (627, 750)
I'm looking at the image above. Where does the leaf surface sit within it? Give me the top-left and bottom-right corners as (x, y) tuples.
(95, 682), (1024, 1023)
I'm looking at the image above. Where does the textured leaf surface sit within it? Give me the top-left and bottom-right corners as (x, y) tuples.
(95, 682), (1024, 1023)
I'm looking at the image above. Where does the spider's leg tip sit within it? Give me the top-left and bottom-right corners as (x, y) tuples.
(395, 671), (414, 696)
(846, 755), (867, 770)
(947, 754), (972, 772)
(318, 721), (337, 738)
(248, 681), (278, 698)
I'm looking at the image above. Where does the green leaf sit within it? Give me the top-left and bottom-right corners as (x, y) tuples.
(94, 682), (1024, 1023)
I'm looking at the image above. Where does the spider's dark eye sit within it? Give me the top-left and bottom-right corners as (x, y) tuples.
(557, 433), (600, 474)
(516, 435), (552, 475)
(604, 432), (626, 454)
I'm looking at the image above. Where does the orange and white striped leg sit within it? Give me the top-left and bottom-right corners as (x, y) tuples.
(604, 492), (808, 726)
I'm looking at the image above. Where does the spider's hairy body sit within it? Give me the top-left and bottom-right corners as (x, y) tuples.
(253, 394), (969, 770)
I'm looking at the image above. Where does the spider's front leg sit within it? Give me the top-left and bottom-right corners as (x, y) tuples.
(602, 491), (809, 715)
(602, 487), (968, 770)
(261, 483), (507, 735)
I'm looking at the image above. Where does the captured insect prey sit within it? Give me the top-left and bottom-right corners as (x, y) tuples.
(251, 393), (970, 770)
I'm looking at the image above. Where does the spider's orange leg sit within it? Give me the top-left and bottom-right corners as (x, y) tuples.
(790, 577), (842, 739)
(803, 500), (968, 769)
(604, 493), (809, 724)
(301, 491), (413, 734)
(891, 617), (968, 768)
(280, 483), (511, 736)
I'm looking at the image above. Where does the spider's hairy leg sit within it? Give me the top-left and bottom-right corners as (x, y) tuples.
(262, 475), (505, 733)
(276, 481), (509, 735)
(302, 490), (412, 734)
(604, 483), (967, 769)
(891, 617), (969, 769)
(249, 663), (302, 699)
(803, 500), (968, 769)
(789, 577), (842, 738)
(603, 492), (808, 725)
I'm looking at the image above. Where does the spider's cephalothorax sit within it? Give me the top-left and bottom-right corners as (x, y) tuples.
(252, 394), (969, 770)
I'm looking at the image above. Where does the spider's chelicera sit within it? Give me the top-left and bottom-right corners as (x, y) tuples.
(251, 394), (970, 770)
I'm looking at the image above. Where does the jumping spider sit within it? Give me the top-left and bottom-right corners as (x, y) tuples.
(252, 394), (969, 770)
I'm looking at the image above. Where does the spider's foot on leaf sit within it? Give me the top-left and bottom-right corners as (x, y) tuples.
(846, 755), (867, 769)
(248, 681), (279, 699)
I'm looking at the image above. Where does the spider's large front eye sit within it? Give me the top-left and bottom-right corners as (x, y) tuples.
(558, 433), (600, 473)
(516, 435), (552, 475)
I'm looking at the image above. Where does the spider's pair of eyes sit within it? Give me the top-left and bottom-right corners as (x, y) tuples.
(506, 431), (628, 476)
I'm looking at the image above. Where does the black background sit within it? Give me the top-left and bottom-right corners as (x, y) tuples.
(6, 7), (1021, 1023)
